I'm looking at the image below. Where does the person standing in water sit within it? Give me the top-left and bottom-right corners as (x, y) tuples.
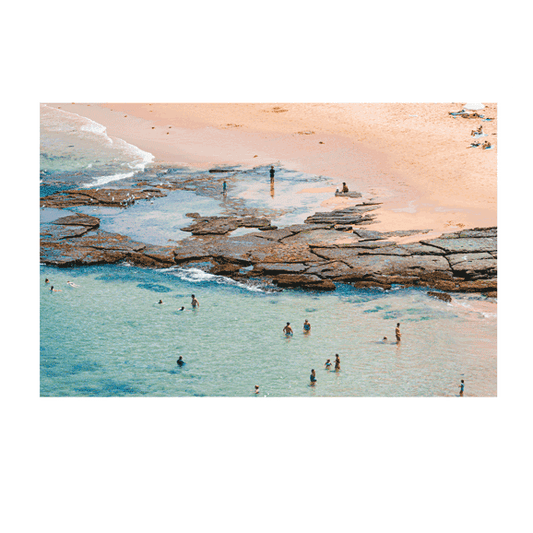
(270, 165), (275, 179)
(177, 356), (185, 367)
(303, 319), (311, 334)
(254, 385), (260, 395)
(334, 354), (340, 371)
(222, 181), (227, 193)
(191, 294), (200, 309)
(459, 380), (464, 397)
(395, 323), (401, 344)
(310, 369), (317, 383)
(324, 359), (332, 370)
(283, 322), (293, 337)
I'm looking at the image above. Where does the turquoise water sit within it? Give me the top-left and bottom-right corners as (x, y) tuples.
(40, 105), (497, 397)
(40, 265), (496, 397)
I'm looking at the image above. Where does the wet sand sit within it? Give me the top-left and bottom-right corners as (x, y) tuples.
(49, 103), (497, 236)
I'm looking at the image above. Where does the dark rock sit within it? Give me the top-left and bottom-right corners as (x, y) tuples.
(427, 291), (452, 303)
(271, 274), (336, 291)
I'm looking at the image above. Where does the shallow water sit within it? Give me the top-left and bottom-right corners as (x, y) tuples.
(40, 265), (496, 397)
(40, 106), (497, 397)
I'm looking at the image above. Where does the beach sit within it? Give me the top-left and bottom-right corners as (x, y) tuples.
(48, 102), (497, 237)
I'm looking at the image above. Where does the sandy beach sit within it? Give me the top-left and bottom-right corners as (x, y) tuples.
(49, 102), (497, 236)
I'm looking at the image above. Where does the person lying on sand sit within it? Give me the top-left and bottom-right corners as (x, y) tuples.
(482, 141), (492, 150)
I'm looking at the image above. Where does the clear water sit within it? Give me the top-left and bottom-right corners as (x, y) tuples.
(40, 265), (496, 397)
(40, 106), (497, 397)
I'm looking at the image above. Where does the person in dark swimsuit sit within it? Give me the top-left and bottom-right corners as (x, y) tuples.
(283, 323), (293, 336)
(270, 166), (275, 179)
(459, 380), (464, 396)
(334, 354), (340, 371)
(303, 319), (311, 334)
(177, 356), (185, 367)
(310, 369), (317, 383)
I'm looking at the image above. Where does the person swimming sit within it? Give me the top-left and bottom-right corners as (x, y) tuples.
(334, 354), (340, 371)
(158, 300), (163, 304)
(283, 322), (293, 336)
(191, 294), (200, 308)
(303, 319), (311, 333)
(45, 278), (50, 284)
(310, 369), (317, 383)
(50, 286), (61, 292)
(324, 359), (332, 369)
(178, 306), (185, 311)
(177, 356), (185, 367)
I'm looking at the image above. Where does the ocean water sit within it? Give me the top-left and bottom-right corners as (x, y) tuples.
(40, 265), (496, 397)
(40, 106), (497, 397)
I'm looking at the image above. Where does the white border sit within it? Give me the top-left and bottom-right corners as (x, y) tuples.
(18, 83), (517, 417)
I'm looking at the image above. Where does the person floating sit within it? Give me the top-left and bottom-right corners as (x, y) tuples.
(177, 356), (185, 367)
(324, 359), (332, 370)
(50, 286), (61, 292)
(283, 322), (293, 337)
(334, 354), (340, 371)
(303, 319), (311, 333)
(67, 281), (79, 287)
(254, 385), (260, 394)
(310, 369), (317, 383)
(191, 294), (200, 308)
(177, 306), (185, 311)
(395, 323), (401, 344)
(342, 182), (349, 193)
(459, 379), (464, 397)
(45, 278), (50, 284)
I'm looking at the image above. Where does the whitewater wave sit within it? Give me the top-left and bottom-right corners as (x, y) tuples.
(161, 267), (267, 293)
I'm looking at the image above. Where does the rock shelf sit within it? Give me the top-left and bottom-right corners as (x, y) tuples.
(41, 206), (497, 296)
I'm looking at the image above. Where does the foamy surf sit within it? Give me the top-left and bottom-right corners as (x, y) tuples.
(162, 267), (266, 292)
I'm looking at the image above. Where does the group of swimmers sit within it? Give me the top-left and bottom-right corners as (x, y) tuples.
(45, 278), (79, 292)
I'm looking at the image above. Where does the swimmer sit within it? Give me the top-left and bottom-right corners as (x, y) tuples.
(45, 278), (50, 284)
(255, 385), (260, 394)
(283, 322), (293, 336)
(382, 336), (388, 342)
(158, 300), (163, 304)
(334, 354), (340, 371)
(177, 356), (185, 367)
(191, 294), (200, 308)
(459, 379), (464, 397)
(178, 306), (185, 311)
(66, 281), (79, 288)
(341, 182), (349, 193)
(310, 369), (317, 383)
(395, 323), (401, 344)
(324, 359), (332, 370)
(303, 319), (311, 333)
(50, 286), (61, 292)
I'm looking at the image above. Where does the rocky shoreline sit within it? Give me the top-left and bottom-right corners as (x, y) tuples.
(40, 183), (497, 298)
